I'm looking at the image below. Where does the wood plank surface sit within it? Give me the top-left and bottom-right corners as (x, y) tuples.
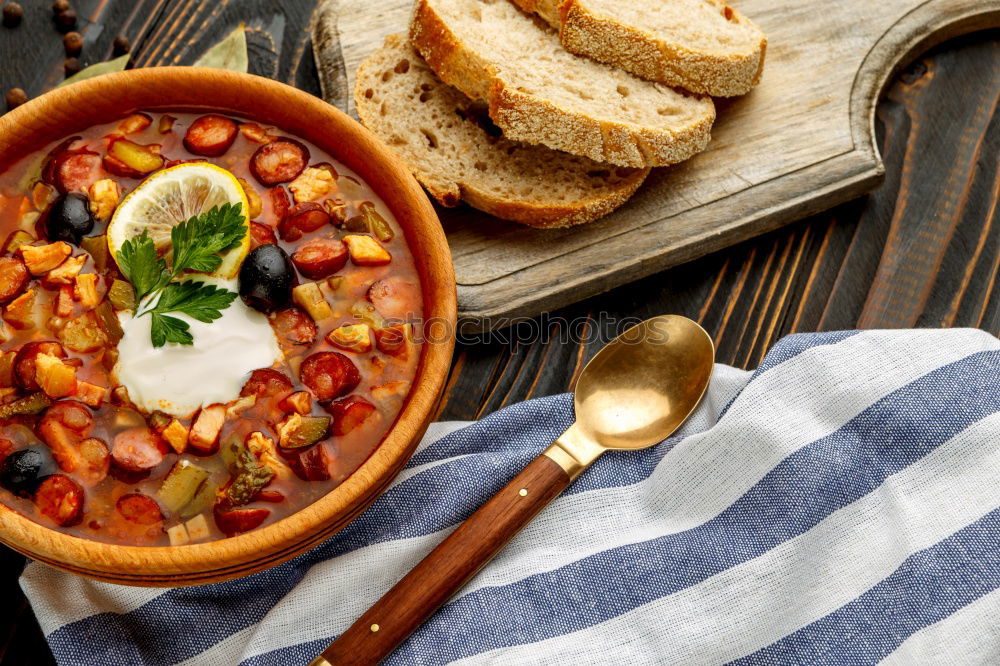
(325, 0), (1000, 328)
(0, 1), (998, 663)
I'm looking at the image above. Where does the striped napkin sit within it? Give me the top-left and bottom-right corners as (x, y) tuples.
(19, 328), (1000, 665)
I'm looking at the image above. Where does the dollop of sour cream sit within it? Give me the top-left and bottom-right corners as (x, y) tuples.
(113, 277), (282, 418)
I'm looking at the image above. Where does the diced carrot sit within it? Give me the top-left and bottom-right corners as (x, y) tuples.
(3, 289), (36, 330)
(161, 419), (189, 454)
(74, 381), (107, 408)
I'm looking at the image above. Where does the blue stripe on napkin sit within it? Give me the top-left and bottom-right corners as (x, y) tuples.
(20, 328), (1000, 666)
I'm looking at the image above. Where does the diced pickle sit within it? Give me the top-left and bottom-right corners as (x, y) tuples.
(219, 433), (243, 469)
(108, 279), (136, 311)
(108, 139), (164, 174)
(148, 411), (171, 432)
(80, 235), (110, 272)
(4, 230), (34, 255)
(157, 460), (211, 514)
(278, 414), (331, 450)
(179, 479), (218, 520)
(359, 202), (394, 242)
(94, 301), (124, 344)
(0, 392), (52, 420)
(57, 312), (109, 353)
(350, 301), (386, 329)
(158, 115), (176, 134)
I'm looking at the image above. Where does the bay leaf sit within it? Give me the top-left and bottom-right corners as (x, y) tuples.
(56, 54), (130, 88)
(193, 24), (248, 72)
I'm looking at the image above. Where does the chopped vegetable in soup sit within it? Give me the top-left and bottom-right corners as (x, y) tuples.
(0, 112), (422, 545)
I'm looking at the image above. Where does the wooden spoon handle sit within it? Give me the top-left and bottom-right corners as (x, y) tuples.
(315, 453), (572, 665)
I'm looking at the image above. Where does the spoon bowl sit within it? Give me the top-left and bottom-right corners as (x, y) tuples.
(574, 315), (715, 451)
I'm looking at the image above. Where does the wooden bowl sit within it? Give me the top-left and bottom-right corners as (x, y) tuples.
(0, 68), (457, 586)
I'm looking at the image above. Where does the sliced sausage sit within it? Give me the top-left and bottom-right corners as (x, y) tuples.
(240, 368), (294, 400)
(35, 474), (84, 526)
(268, 186), (290, 221)
(250, 139), (310, 186)
(214, 506), (270, 536)
(116, 493), (163, 524)
(292, 238), (347, 280)
(367, 278), (421, 322)
(249, 222), (278, 249)
(299, 352), (360, 403)
(14, 341), (66, 391)
(270, 307), (317, 347)
(52, 150), (104, 194)
(293, 444), (331, 481)
(0, 439), (14, 466)
(183, 114), (239, 157)
(111, 427), (166, 472)
(326, 396), (376, 436)
(374, 325), (411, 359)
(0, 257), (29, 304)
(278, 202), (329, 242)
(41, 136), (83, 185)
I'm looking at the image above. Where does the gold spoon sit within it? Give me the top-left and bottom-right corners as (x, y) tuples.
(313, 315), (715, 665)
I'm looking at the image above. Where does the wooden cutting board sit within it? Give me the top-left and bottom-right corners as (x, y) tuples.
(312, 0), (1000, 330)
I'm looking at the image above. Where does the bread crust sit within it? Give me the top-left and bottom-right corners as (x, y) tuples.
(556, 0), (766, 97)
(410, 0), (715, 168)
(355, 34), (649, 229)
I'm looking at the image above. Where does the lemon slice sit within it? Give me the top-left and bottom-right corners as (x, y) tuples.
(108, 163), (251, 280)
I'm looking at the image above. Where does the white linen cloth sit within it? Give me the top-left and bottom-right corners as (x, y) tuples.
(19, 328), (1000, 665)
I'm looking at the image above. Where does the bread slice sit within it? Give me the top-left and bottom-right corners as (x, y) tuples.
(355, 35), (650, 229)
(512, 0), (767, 97)
(409, 0), (715, 168)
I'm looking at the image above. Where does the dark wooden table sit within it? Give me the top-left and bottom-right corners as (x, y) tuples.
(1, 1), (998, 663)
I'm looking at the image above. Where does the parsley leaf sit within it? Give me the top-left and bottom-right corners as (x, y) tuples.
(115, 231), (169, 302)
(150, 281), (238, 323)
(114, 204), (247, 348)
(149, 313), (193, 347)
(170, 203), (247, 276)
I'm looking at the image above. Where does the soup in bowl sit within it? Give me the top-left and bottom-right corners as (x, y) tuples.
(0, 69), (455, 584)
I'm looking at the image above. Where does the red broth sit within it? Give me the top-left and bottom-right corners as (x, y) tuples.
(0, 112), (422, 545)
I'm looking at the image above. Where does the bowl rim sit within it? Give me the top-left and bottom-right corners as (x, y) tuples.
(0, 67), (457, 585)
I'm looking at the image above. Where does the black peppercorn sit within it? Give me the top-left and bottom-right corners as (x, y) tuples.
(52, 0), (71, 14)
(112, 35), (131, 56)
(2, 2), (24, 28)
(64, 57), (81, 76)
(6, 88), (28, 110)
(63, 31), (83, 56)
(55, 8), (77, 32)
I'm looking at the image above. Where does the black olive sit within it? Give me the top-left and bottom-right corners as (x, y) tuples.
(0, 447), (57, 498)
(43, 193), (94, 245)
(239, 244), (296, 313)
